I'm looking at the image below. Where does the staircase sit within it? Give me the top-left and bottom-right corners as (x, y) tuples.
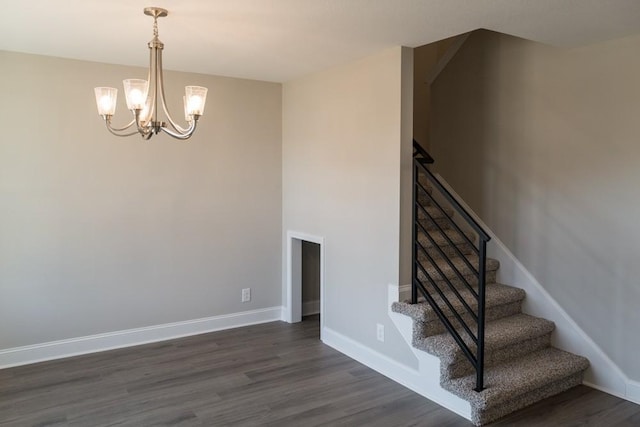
(391, 142), (589, 425)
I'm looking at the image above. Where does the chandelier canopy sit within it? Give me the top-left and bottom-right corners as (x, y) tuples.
(94, 7), (208, 140)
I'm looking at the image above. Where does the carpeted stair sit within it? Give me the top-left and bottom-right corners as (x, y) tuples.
(392, 186), (589, 425)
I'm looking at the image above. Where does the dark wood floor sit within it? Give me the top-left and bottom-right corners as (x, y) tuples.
(1, 316), (638, 426)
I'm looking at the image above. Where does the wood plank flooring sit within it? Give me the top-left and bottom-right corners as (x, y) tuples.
(1, 315), (638, 426)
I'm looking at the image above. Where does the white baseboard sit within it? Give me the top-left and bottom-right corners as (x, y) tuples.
(625, 379), (640, 405)
(434, 173), (637, 404)
(322, 326), (420, 390)
(322, 325), (471, 421)
(386, 284), (472, 420)
(583, 378), (640, 406)
(0, 306), (284, 369)
(302, 299), (320, 316)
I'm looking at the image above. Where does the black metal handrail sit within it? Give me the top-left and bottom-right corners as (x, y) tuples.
(412, 139), (490, 391)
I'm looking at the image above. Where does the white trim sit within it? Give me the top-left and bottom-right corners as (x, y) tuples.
(434, 173), (638, 404)
(583, 378), (640, 405)
(626, 379), (640, 405)
(0, 306), (284, 369)
(285, 231), (325, 339)
(322, 325), (471, 421)
(302, 299), (320, 316)
(286, 235), (302, 323)
(583, 380), (628, 401)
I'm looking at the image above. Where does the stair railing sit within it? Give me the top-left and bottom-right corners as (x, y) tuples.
(412, 139), (491, 391)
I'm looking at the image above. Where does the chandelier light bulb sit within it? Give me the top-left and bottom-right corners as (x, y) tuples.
(101, 97), (110, 108)
(100, 96), (113, 112)
(187, 96), (203, 114)
(130, 90), (144, 106)
(123, 79), (149, 111)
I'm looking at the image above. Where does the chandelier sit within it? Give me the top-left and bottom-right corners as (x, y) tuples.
(93, 7), (208, 140)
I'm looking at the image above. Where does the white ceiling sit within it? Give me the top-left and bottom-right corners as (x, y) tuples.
(2, 0), (640, 82)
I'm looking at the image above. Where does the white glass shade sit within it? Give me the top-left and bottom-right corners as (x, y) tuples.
(183, 96), (190, 122)
(123, 79), (148, 110)
(94, 87), (117, 116)
(184, 86), (208, 116)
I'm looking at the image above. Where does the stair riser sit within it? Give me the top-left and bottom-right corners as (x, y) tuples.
(422, 242), (476, 258)
(442, 333), (553, 381)
(417, 193), (433, 206)
(416, 270), (497, 291)
(471, 371), (585, 426)
(418, 203), (454, 217)
(418, 199), (453, 216)
(418, 215), (454, 231)
(412, 301), (523, 339)
(418, 226), (478, 257)
(416, 183), (432, 203)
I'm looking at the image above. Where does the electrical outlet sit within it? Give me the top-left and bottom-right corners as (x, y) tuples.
(376, 323), (385, 342)
(241, 288), (251, 303)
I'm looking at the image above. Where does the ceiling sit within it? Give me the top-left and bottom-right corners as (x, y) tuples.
(2, 0), (640, 82)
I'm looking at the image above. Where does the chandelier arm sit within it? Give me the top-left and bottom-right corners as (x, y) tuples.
(104, 117), (136, 133)
(156, 49), (190, 134)
(105, 120), (140, 137)
(159, 120), (197, 140)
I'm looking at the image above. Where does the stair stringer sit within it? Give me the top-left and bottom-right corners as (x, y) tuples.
(433, 173), (637, 404)
(387, 284), (473, 422)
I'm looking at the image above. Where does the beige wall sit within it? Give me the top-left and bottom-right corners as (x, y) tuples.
(0, 51), (282, 348)
(431, 30), (640, 380)
(413, 36), (461, 151)
(413, 43), (438, 149)
(283, 47), (416, 366)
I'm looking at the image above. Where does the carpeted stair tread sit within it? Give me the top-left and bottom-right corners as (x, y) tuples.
(442, 347), (589, 411)
(417, 208), (455, 231)
(416, 314), (555, 364)
(417, 178), (432, 192)
(416, 253), (500, 281)
(418, 228), (475, 255)
(417, 193), (434, 207)
(418, 205), (454, 220)
(418, 215), (455, 231)
(391, 283), (525, 323)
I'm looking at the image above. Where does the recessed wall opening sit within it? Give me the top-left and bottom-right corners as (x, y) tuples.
(302, 241), (321, 327)
(286, 232), (324, 338)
